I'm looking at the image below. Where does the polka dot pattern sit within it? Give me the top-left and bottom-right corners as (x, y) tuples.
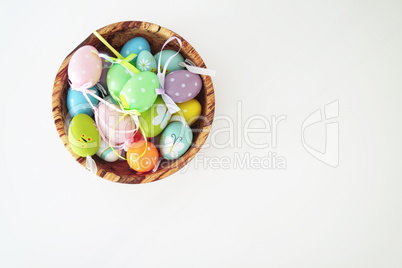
(119, 71), (159, 113)
(164, 70), (202, 103)
(68, 45), (101, 90)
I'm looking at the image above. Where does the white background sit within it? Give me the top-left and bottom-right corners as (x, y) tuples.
(1, 0), (402, 267)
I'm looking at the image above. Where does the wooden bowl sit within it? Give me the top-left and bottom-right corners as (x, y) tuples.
(52, 21), (215, 184)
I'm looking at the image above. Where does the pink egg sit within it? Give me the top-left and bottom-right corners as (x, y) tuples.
(96, 102), (137, 146)
(68, 45), (102, 89)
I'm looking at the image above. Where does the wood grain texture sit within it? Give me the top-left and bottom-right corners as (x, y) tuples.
(52, 21), (215, 184)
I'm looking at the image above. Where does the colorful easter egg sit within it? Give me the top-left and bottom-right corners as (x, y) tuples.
(95, 98), (137, 146)
(121, 37), (151, 65)
(68, 114), (100, 157)
(119, 72), (159, 113)
(107, 64), (133, 101)
(164, 70), (202, 103)
(96, 140), (121, 162)
(98, 55), (112, 91)
(136, 50), (157, 73)
(68, 45), (102, 89)
(127, 140), (159, 173)
(160, 121), (193, 160)
(67, 86), (99, 118)
(154, 50), (185, 74)
(139, 96), (172, 138)
(174, 99), (202, 125)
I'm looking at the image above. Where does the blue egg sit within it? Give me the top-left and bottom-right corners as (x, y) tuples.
(67, 86), (99, 118)
(154, 50), (185, 74)
(160, 122), (193, 160)
(136, 50), (157, 73)
(120, 37), (151, 66)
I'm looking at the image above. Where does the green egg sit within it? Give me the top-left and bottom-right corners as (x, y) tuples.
(119, 71), (159, 113)
(154, 50), (185, 74)
(68, 114), (100, 157)
(139, 96), (171, 138)
(107, 64), (133, 101)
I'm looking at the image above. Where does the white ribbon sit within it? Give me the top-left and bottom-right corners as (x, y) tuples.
(155, 37), (183, 114)
(86, 154), (97, 175)
(155, 88), (181, 114)
(179, 59), (216, 77)
(155, 37), (216, 115)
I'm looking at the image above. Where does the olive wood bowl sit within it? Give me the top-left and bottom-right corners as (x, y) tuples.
(52, 21), (215, 184)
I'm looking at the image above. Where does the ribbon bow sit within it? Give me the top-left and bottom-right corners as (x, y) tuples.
(96, 52), (138, 77)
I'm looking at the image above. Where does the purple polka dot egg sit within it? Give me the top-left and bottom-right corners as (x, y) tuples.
(164, 70), (202, 103)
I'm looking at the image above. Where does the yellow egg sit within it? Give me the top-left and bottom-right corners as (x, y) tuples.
(174, 99), (202, 125)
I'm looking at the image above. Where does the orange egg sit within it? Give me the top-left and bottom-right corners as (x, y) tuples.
(127, 140), (159, 173)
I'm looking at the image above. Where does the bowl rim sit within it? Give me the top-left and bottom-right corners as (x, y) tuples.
(51, 21), (215, 184)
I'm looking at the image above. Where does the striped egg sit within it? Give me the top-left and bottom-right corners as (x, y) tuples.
(96, 140), (121, 162)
